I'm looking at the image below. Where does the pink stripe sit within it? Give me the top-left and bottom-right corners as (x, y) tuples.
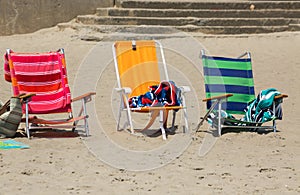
(31, 92), (71, 102)
(13, 64), (60, 74)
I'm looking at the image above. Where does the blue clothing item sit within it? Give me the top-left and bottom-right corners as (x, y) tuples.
(128, 80), (181, 109)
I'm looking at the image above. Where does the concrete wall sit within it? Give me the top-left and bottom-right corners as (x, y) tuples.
(0, 0), (114, 35)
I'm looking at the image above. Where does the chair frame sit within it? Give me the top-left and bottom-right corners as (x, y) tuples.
(112, 40), (189, 140)
(6, 48), (96, 139)
(197, 49), (288, 136)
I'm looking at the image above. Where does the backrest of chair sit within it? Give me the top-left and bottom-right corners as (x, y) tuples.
(113, 40), (168, 98)
(202, 51), (255, 114)
(5, 49), (72, 114)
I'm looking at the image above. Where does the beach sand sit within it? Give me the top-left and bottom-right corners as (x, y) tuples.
(0, 26), (299, 194)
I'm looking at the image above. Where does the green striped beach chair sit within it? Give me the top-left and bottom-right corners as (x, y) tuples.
(196, 50), (288, 136)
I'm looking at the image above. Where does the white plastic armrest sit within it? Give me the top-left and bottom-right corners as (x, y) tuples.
(179, 86), (191, 93)
(115, 87), (132, 94)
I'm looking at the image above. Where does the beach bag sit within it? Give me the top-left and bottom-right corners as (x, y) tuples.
(0, 97), (23, 138)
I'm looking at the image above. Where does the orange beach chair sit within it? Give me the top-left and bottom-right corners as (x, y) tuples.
(113, 40), (190, 140)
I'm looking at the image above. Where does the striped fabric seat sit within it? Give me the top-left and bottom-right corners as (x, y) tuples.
(4, 49), (96, 138)
(197, 50), (288, 136)
(202, 53), (255, 114)
(5, 50), (71, 114)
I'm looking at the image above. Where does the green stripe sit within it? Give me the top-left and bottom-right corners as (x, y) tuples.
(206, 109), (245, 115)
(226, 110), (248, 115)
(205, 93), (255, 103)
(206, 109), (246, 115)
(203, 59), (252, 70)
(205, 76), (254, 87)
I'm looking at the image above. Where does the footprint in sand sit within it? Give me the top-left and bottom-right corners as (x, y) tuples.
(259, 168), (276, 173)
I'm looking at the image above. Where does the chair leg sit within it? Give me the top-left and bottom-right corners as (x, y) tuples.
(82, 98), (89, 136)
(183, 107), (189, 133)
(163, 110), (169, 129)
(159, 110), (167, 140)
(69, 112), (75, 132)
(195, 100), (219, 132)
(74, 98), (89, 136)
(217, 101), (222, 136)
(117, 100), (122, 131)
(124, 97), (134, 134)
(126, 110), (134, 134)
(25, 100), (30, 139)
(273, 102), (276, 133)
(181, 94), (189, 133)
(171, 111), (176, 129)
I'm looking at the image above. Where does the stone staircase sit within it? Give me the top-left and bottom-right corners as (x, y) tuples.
(60, 0), (300, 36)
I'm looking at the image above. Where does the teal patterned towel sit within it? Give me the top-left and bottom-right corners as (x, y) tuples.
(0, 140), (29, 149)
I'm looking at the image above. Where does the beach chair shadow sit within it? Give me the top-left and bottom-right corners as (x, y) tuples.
(196, 50), (288, 136)
(112, 40), (189, 140)
(136, 125), (178, 138)
(4, 49), (96, 139)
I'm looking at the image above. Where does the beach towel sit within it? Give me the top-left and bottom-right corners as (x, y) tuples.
(242, 88), (283, 123)
(207, 88), (283, 127)
(129, 81), (181, 109)
(0, 140), (29, 149)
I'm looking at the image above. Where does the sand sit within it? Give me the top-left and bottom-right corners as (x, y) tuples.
(0, 26), (299, 194)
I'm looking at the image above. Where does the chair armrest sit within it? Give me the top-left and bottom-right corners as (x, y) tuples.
(1, 94), (35, 115)
(274, 94), (288, 100)
(202, 94), (233, 102)
(72, 92), (96, 102)
(115, 87), (132, 94)
(18, 93), (36, 99)
(179, 86), (191, 93)
(18, 93), (36, 102)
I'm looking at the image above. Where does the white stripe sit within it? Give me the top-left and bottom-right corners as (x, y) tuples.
(13, 61), (59, 66)
(14, 69), (61, 76)
(18, 79), (62, 86)
(29, 96), (66, 105)
(20, 88), (69, 95)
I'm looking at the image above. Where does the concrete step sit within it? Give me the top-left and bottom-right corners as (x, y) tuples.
(251, 0), (300, 1)
(59, 22), (297, 35)
(70, 1), (300, 35)
(181, 25), (290, 34)
(77, 15), (298, 27)
(97, 7), (300, 18)
(119, 0), (300, 10)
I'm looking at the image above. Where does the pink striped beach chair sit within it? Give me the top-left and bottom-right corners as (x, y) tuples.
(4, 48), (95, 138)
